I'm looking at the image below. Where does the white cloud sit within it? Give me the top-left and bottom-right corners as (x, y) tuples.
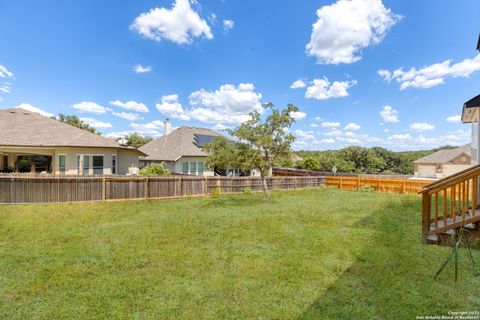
(80, 117), (112, 129)
(378, 54), (480, 89)
(212, 123), (229, 131)
(130, 120), (164, 136)
(0, 84), (11, 93)
(133, 64), (152, 74)
(409, 122), (435, 132)
(291, 111), (306, 120)
(384, 129), (470, 150)
(0, 65), (13, 78)
(314, 116), (323, 121)
(344, 122), (361, 130)
(306, 0), (401, 64)
(321, 138), (335, 144)
(379, 105), (398, 123)
(295, 129), (315, 140)
(111, 111), (143, 121)
(305, 78), (356, 100)
(130, 0), (213, 44)
(188, 83), (262, 124)
(321, 121), (341, 129)
(446, 115), (461, 123)
(156, 94), (191, 121)
(310, 123), (319, 128)
(222, 19), (234, 33)
(105, 131), (132, 139)
(73, 101), (107, 114)
(14, 103), (54, 117)
(290, 79), (306, 89)
(387, 133), (412, 141)
(109, 100), (149, 113)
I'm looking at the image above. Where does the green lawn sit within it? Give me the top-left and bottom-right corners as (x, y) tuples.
(1, 188), (479, 319)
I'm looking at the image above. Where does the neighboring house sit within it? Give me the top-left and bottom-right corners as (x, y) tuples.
(0, 108), (144, 175)
(140, 123), (221, 176)
(461, 93), (480, 164)
(413, 144), (471, 179)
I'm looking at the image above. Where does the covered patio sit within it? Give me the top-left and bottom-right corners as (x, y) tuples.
(0, 147), (55, 174)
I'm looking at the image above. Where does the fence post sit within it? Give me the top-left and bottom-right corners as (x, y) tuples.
(204, 177), (208, 196)
(357, 177), (360, 191)
(402, 180), (406, 194)
(144, 177), (149, 200)
(339, 177), (342, 189)
(102, 177), (106, 201)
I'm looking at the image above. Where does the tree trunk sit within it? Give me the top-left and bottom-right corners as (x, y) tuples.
(260, 171), (270, 199)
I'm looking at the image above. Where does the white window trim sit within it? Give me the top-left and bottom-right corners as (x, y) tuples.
(74, 153), (105, 176)
(112, 154), (117, 175)
(58, 154), (67, 174)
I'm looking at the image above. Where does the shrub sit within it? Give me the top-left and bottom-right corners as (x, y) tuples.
(243, 187), (253, 195)
(139, 163), (170, 176)
(359, 185), (375, 192)
(211, 187), (221, 197)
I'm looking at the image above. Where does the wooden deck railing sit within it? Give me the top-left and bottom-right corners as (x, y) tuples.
(0, 175), (325, 204)
(418, 164), (480, 243)
(326, 176), (432, 194)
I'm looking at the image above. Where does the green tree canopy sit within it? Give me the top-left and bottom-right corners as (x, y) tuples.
(205, 102), (299, 197)
(125, 133), (153, 148)
(57, 114), (100, 135)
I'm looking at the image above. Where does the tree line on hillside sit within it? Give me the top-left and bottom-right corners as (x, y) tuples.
(288, 146), (457, 175)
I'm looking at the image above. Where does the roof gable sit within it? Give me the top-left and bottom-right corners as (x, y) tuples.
(0, 108), (140, 152)
(140, 126), (221, 161)
(413, 144), (471, 164)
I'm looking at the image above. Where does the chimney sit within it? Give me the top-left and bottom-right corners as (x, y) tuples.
(164, 118), (172, 136)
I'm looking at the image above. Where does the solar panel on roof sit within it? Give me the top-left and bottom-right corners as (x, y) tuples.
(193, 134), (217, 148)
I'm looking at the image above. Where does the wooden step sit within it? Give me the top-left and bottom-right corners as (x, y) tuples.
(429, 208), (480, 235)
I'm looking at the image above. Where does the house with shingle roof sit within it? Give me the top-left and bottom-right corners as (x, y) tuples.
(0, 108), (145, 175)
(413, 144), (471, 179)
(139, 123), (222, 176)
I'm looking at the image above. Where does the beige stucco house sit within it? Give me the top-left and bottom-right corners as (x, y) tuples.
(0, 108), (144, 175)
(140, 124), (221, 176)
(413, 144), (471, 179)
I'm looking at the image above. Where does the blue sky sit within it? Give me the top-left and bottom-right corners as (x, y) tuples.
(0, 0), (479, 150)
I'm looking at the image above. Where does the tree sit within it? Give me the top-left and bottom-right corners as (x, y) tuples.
(205, 103), (299, 198)
(300, 156), (321, 170)
(125, 133), (153, 148)
(57, 114), (100, 134)
(139, 163), (170, 176)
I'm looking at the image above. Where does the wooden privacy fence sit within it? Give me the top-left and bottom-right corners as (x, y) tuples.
(326, 176), (432, 194)
(0, 175), (326, 204)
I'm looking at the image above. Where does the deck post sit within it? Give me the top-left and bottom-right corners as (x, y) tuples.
(421, 192), (431, 243)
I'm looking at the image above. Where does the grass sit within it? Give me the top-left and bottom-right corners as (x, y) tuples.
(1, 188), (479, 319)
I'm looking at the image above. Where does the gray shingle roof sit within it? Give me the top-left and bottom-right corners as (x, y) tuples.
(140, 126), (221, 161)
(413, 144), (471, 164)
(0, 108), (143, 153)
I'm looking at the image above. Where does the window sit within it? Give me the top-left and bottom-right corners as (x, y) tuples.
(83, 155), (90, 175)
(182, 162), (189, 174)
(190, 162), (197, 175)
(92, 155), (104, 175)
(77, 155), (81, 174)
(436, 164), (442, 173)
(197, 161), (204, 176)
(112, 155), (117, 175)
(59, 155), (66, 173)
(2, 155), (7, 170)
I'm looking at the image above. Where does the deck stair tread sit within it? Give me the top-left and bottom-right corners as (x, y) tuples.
(429, 209), (480, 235)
